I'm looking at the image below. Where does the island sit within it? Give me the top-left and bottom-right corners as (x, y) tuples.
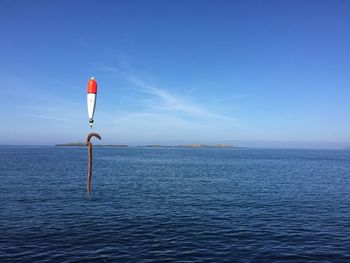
(177, 144), (234, 148)
(56, 143), (235, 148)
(55, 143), (128, 147)
(141, 144), (234, 148)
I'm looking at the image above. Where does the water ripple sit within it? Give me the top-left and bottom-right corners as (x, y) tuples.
(0, 147), (350, 261)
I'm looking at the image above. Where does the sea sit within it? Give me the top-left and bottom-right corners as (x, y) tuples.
(0, 146), (349, 262)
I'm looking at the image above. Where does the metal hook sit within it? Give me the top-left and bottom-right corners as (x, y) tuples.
(86, 132), (101, 194)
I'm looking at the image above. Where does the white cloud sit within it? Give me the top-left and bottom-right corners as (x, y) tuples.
(99, 65), (237, 121)
(21, 113), (74, 122)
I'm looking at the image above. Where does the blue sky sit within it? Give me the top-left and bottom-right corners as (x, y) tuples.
(1, 0), (350, 148)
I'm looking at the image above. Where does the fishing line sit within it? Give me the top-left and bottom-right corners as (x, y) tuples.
(85, 0), (101, 194)
(89, 0), (97, 74)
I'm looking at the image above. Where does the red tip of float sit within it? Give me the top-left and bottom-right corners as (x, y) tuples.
(87, 77), (97, 94)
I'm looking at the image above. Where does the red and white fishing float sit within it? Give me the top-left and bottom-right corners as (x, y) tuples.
(87, 77), (97, 128)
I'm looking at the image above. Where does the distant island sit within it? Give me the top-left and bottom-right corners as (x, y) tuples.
(56, 143), (234, 148)
(142, 144), (234, 148)
(55, 143), (128, 147)
(180, 144), (233, 148)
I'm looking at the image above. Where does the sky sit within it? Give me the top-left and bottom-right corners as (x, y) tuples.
(1, 0), (350, 148)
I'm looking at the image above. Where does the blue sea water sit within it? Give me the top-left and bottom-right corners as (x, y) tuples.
(0, 146), (349, 262)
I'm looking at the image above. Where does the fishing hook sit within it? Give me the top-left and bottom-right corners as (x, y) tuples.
(86, 132), (101, 194)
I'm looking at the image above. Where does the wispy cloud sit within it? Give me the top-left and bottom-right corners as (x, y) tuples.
(21, 113), (74, 122)
(99, 66), (237, 121)
(19, 104), (82, 123)
(128, 75), (237, 120)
